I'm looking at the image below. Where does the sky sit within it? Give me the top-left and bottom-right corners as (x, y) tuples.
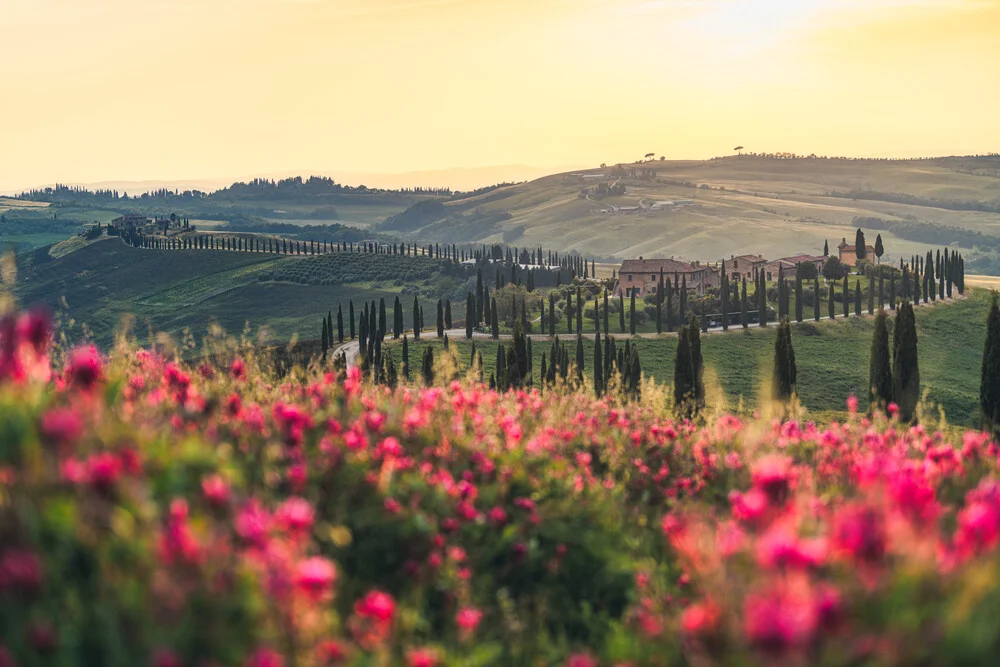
(2, 0), (999, 191)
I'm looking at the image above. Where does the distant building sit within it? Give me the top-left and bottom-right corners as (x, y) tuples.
(837, 238), (876, 267)
(724, 254), (766, 282)
(615, 257), (720, 297)
(761, 254), (826, 281)
(111, 214), (150, 230)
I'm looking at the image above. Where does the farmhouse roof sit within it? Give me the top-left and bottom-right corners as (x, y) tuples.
(619, 258), (705, 275)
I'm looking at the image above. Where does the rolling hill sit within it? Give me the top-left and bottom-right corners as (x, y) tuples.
(377, 155), (1000, 272)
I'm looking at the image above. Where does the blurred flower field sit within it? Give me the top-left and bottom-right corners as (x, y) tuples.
(4, 306), (1000, 666)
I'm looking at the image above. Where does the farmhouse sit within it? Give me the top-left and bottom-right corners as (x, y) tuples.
(110, 214), (151, 231)
(723, 254), (766, 281)
(837, 238), (876, 267)
(761, 255), (826, 281)
(615, 257), (720, 297)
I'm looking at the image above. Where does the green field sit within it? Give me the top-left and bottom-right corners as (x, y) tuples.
(13, 239), (468, 347)
(396, 290), (991, 427)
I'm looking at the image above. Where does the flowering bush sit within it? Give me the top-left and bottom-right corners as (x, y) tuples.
(4, 306), (1000, 665)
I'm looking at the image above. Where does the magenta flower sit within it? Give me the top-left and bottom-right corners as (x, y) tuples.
(294, 557), (337, 600)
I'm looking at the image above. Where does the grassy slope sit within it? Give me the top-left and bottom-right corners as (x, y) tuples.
(12, 240), (404, 346)
(389, 157), (1000, 264)
(399, 290), (990, 427)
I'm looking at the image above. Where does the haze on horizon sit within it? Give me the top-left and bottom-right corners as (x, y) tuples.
(3, 0), (999, 192)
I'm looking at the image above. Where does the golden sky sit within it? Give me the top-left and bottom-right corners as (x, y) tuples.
(2, 0), (999, 190)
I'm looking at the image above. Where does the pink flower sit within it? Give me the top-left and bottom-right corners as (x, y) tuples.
(751, 455), (795, 505)
(355, 589), (396, 622)
(846, 394), (858, 414)
(39, 408), (83, 449)
(236, 501), (272, 549)
(565, 653), (599, 667)
(406, 648), (440, 667)
(316, 640), (349, 665)
(153, 648), (183, 667)
(743, 582), (818, 655)
(681, 600), (720, 638)
(86, 451), (122, 494)
(231, 358), (247, 381)
(275, 497), (315, 537)
(245, 648), (284, 667)
(0, 549), (42, 593)
(294, 557), (337, 600)
(831, 502), (886, 565)
(456, 606), (483, 637)
(488, 506), (507, 526)
(65, 345), (102, 391)
(201, 474), (230, 506)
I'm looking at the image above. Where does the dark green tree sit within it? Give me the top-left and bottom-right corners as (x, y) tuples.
(772, 318), (797, 401)
(466, 294), (474, 339)
(629, 291), (636, 336)
(421, 346), (435, 385)
(813, 275), (820, 322)
(594, 331), (603, 396)
(892, 301), (920, 423)
(349, 300), (356, 339)
(575, 332), (585, 381)
(576, 286), (583, 333)
(855, 228), (867, 261)
(673, 321), (695, 416)
(981, 293), (1000, 434)
(337, 305), (344, 343)
(794, 272), (803, 322)
(855, 281), (862, 316)
(619, 294), (626, 333)
(445, 299), (452, 329)
(412, 297), (421, 339)
(874, 233), (884, 263)
(436, 300), (445, 338)
(402, 335), (410, 380)
(869, 309), (893, 412)
(603, 290), (610, 336)
(828, 284), (835, 320)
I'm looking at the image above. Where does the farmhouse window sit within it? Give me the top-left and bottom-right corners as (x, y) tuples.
(627, 274), (632, 281)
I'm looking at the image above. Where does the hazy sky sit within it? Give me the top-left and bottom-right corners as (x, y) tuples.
(2, 0), (999, 190)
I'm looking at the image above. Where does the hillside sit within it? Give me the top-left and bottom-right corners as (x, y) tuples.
(13, 238), (473, 347)
(378, 155), (1000, 272)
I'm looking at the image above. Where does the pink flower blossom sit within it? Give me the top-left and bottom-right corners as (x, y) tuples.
(294, 557), (337, 600)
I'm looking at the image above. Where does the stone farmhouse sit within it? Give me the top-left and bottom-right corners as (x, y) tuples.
(723, 254), (766, 282)
(838, 238), (876, 267)
(615, 257), (721, 297)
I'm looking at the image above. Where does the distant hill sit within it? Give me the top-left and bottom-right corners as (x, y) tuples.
(376, 155), (1000, 273)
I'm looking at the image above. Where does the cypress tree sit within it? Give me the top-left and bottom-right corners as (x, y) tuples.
(603, 289), (610, 336)
(892, 301), (920, 423)
(842, 275), (849, 318)
(549, 293), (556, 337)
(393, 297), (402, 339)
(379, 299), (387, 341)
(413, 297), (421, 339)
(445, 299), (452, 329)
(981, 292), (1000, 434)
(680, 275), (688, 321)
(889, 277), (896, 311)
(855, 228), (867, 261)
(777, 266), (787, 319)
(828, 284), (835, 320)
(619, 294), (626, 333)
(879, 271), (885, 309)
(656, 274), (664, 335)
(666, 279), (674, 332)
(349, 300), (356, 339)
(673, 321), (695, 415)
(869, 309), (893, 412)
(576, 286), (583, 333)
(758, 271), (767, 327)
(575, 332), (585, 381)
(813, 274), (820, 322)
(385, 349), (397, 389)
(741, 278), (749, 328)
(466, 294), (475, 339)
(337, 305), (344, 343)
(721, 262), (730, 331)
(594, 331), (603, 396)
(593, 295), (600, 333)
(567, 291), (574, 334)
(321, 318), (329, 358)
(689, 317), (705, 408)
(437, 300), (444, 337)
(855, 280), (862, 316)
(773, 318), (797, 401)
(491, 298), (499, 339)
(422, 347), (434, 385)
(867, 277), (874, 315)
(630, 291), (636, 336)
(496, 344), (506, 391)
(794, 272), (803, 323)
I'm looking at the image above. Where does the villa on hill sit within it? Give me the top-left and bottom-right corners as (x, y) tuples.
(838, 237), (876, 267)
(723, 254), (766, 282)
(762, 254), (827, 281)
(615, 257), (720, 297)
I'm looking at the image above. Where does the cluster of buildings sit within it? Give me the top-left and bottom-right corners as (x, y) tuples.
(614, 240), (866, 298)
(110, 214), (186, 235)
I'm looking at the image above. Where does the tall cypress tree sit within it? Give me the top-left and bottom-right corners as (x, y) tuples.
(630, 291), (636, 336)
(321, 318), (329, 358)
(869, 309), (893, 412)
(491, 298), (499, 339)
(794, 272), (803, 323)
(576, 285), (583, 333)
(842, 275), (849, 318)
(619, 294), (626, 333)
(422, 347), (435, 386)
(828, 284), (835, 320)
(680, 275), (688, 321)
(656, 273), (664, 335)
(413, 297), (421, 339)
(673, 320), (695, 416)
(813, 275), (820, 322)
(575, 332), (585, 381)
(722, 262), (730, 331)
(758, 271), (767, 328)
(337, 305), (344, 343)
(594, 331), (603, 396)
(567, 291), (574, 334)
(772, 318), (797, 401)
(445, 299), (452, 329)
(603, 290), (610, 336)
(349, 300), (356, 339)
(741, 278), (749, 329)
(379, 299), (387, 340)
(892, 301), (920, 423)
(666, 279), (674, 332)
(549, 293), (556, 337)
(393, 297), (402, 339)
(437, 300), (445, 337)
(466, 293), (474, 339)
(854, 281), (862, 316)
(981, 292), (1000, 434)
(593, 295), (600, 333)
